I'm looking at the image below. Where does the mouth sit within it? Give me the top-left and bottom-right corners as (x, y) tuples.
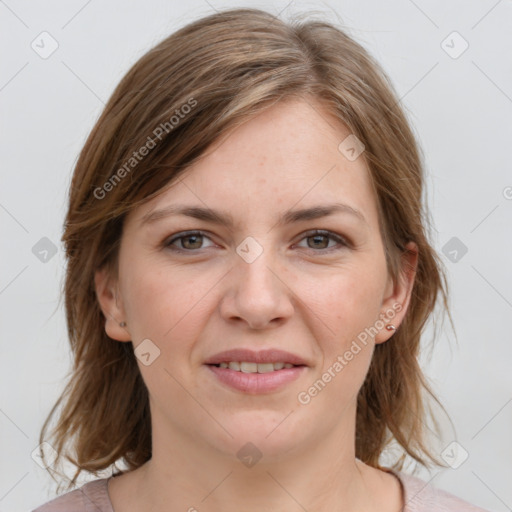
(204, 349), (308, 394)
(204, 348), (309, 367)
(208, 361), (303, 373)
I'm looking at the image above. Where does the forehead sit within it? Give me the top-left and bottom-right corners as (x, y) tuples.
(128, 98), (378, 230)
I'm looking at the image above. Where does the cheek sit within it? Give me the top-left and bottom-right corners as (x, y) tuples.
(298, 262), (387, 334)
(123, 264), (212, 389)
(122, 258), (219, 351)
(298, 269), (386, 410)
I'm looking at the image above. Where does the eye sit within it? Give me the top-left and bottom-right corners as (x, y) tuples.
(164, 230), (215, 251)
(295, 230), (349, 252)
(163, 229), (349, 253)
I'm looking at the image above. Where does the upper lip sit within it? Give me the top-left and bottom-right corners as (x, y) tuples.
(204, 348), (308, 366)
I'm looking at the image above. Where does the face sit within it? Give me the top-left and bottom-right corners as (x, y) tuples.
(95, 98), (416, 464)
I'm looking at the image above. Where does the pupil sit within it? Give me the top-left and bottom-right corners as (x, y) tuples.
(182, 234), (328, 250)
(310, 235), (327, 249)
(184, 235), (201, 249)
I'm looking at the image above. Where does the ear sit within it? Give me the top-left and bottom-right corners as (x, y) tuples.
(374, 241), (418, 344)
(94, 266), (131, 342)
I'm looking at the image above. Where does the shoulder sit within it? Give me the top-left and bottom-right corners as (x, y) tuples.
(394, 471), (493, 512)
(32, 478), (113, 512)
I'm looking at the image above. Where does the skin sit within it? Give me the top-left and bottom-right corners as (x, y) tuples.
(95, 98), (418, 512)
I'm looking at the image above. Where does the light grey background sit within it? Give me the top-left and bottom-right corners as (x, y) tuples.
(1, 1), (511, 511)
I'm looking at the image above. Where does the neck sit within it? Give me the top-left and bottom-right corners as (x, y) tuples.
(125, 409), (389, 512)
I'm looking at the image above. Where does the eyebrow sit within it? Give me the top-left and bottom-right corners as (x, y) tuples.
(139, 202), (367, 228)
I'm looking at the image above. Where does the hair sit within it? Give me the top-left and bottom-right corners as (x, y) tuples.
(39, 7), (454, 493)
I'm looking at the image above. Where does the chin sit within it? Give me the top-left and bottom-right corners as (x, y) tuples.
(209, 411), (306, 459)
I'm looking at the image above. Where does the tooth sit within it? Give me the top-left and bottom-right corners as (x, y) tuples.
(257, 363), (275, 373)
(240, 362), (258, 373)
(220, 361), (294, 372)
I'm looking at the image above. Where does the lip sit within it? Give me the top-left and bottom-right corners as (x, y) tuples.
(203, 348), (309, 394)
(206, 364), (307, 394)
(203, 348), (309, 366)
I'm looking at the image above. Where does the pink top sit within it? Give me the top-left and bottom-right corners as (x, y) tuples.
(32, 470), (492, 511)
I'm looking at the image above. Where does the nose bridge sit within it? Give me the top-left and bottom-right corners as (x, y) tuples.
(225, 234), (293, 328)
(236, 235), (280, 299)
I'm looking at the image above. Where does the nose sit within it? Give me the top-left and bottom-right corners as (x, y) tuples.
(220, 247), (295, 330)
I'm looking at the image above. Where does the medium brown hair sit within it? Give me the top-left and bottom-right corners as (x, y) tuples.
(39, 7), (453, 492)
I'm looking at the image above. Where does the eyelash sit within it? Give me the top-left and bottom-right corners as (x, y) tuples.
(163, 229), (350, 254)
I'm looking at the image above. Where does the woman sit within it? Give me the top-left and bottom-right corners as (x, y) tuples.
(33, 8), (491, 512)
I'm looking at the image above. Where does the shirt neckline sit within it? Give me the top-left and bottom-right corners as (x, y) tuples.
(104, 467), (409, 512)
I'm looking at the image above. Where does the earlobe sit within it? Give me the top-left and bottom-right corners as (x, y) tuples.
(94, 267), (131, 342)
(375, 241), (418, 344)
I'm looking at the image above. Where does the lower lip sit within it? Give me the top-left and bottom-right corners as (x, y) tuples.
(206, 365), (307, 393)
